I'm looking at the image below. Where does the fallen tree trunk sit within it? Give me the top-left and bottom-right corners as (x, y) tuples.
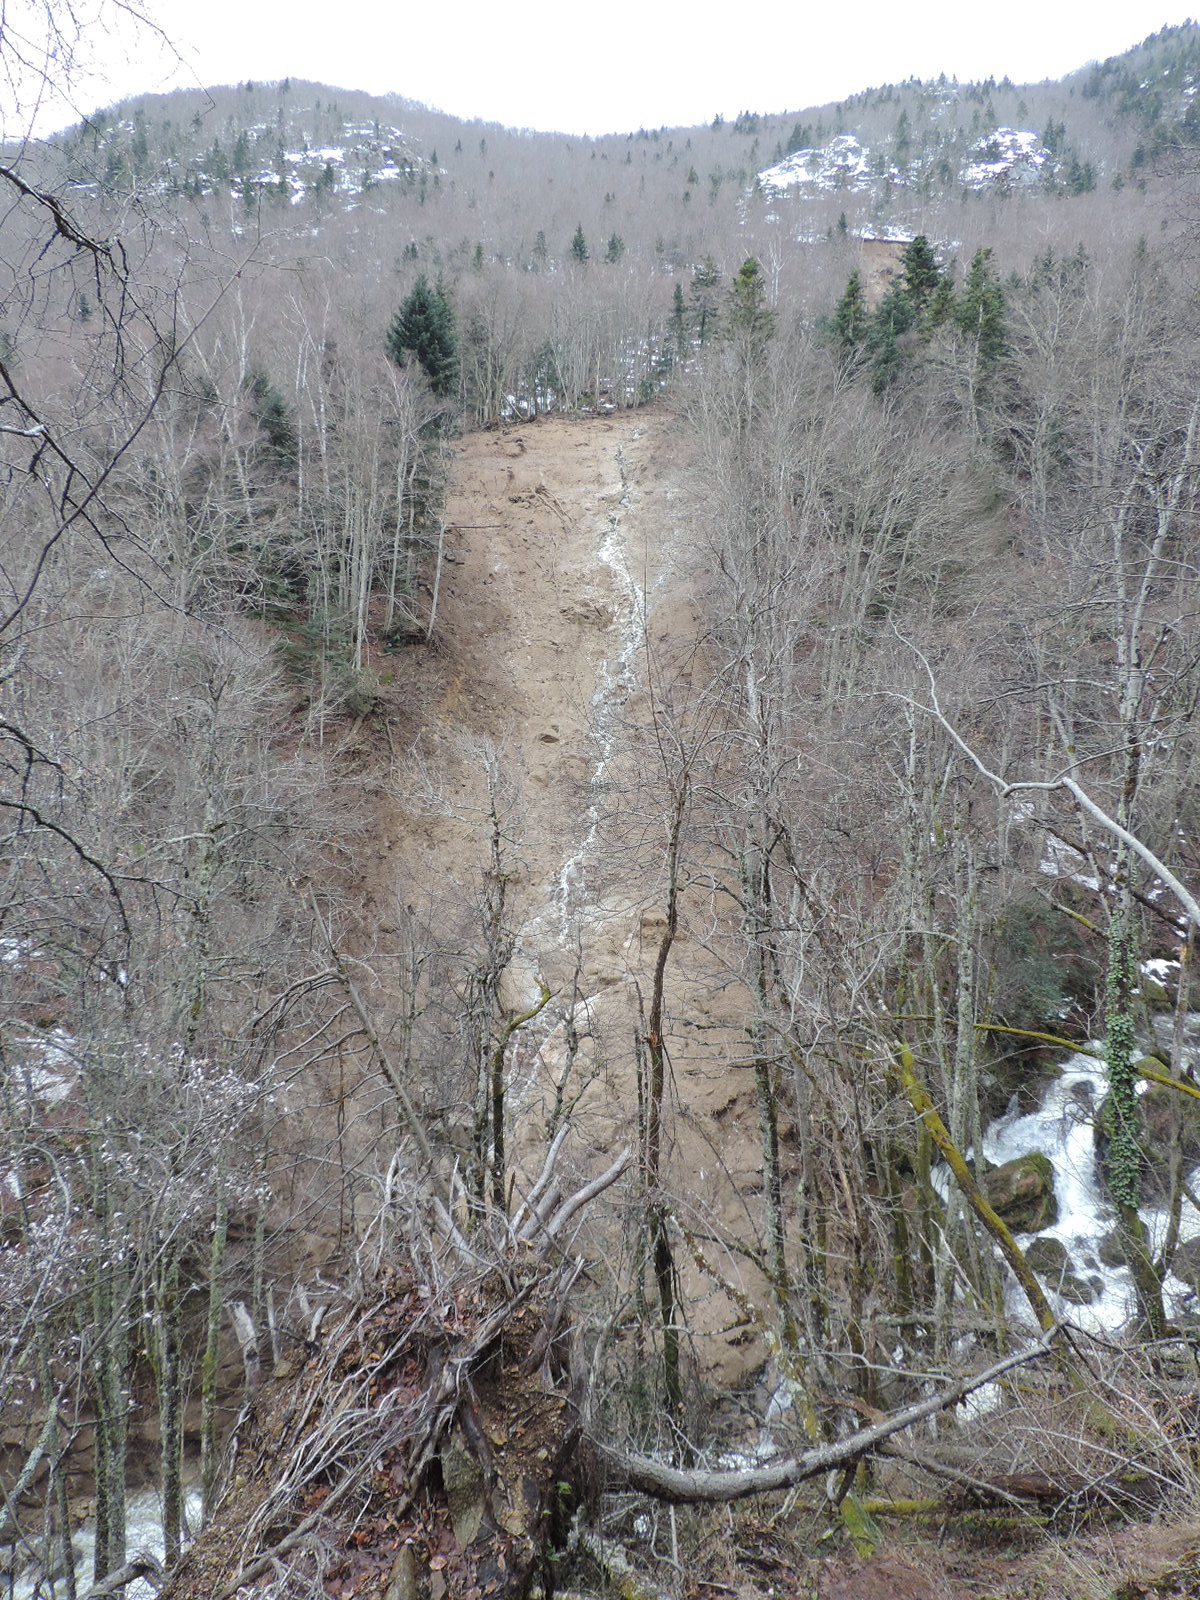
(597, 1324), (1062, 1504)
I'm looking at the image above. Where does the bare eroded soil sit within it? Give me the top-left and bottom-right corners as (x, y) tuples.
(369, 411), (767, 1387)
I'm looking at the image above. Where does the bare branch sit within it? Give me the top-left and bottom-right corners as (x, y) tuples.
(897, 631), (1200, 930)
(598, 1324), (1062, 1503)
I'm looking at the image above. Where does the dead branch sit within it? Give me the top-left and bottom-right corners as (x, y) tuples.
(900, 633), (1200, 930)
(309, 889), (436, 1178)
(597, 1323), (1063, 1503)
(82, 1553), (164, 1597)
(537, 1147), (631, 1252)
(511, 1123), (570, 1234)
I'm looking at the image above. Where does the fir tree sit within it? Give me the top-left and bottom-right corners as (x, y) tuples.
(901, 235), (941, 308)
(570, 223), (589, 263)
(671, 282), (688, 356)
(387, 275), (458, 396)
(958, 247), (1007, 372)
(729, 257), (773, 341)
(831, 270), (868, 357)
(245, 369), (297, 463)
(605, 232), (625, 263)
(867, 279), (916, 394)
(927, 275), (957, 329)
(690, 256), (722, 346)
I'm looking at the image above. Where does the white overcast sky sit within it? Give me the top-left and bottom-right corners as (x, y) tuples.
(5, 0), (1193, 139)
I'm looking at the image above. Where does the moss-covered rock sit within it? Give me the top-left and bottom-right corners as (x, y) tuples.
(1098, 1229), (1125, 1268)
(1056, 1270), (1103, 1306)
(1022, 1235), (1100, 1303)
(984, 1150), (1058, 1232)
(1025, 1236), (1070, 1275)
(1141, 1082), (1200, 1203)
(1138, 974), (1172, 1010)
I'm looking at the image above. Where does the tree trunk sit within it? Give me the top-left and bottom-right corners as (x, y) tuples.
(1106, 863), (1166, 1337)
(202, 1178), (230, 1524)
(158, 1256), (184, 1568)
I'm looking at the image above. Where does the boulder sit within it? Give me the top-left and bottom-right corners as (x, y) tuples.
(984, 1150), (1057, 1232)
(1169, 1236), (1200, 1291)
(1098, 1229), (1125, 1268)
(1056, 1271), (1103, 1306)
(1138, 974), (1172, 1010)
(1023, 1235), (1100, 1304)
(1141, 1082), (1200, 1203)
(1025, 1236), (1070, 1275)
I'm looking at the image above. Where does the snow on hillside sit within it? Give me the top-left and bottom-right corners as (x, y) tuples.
(758, 126), (1056, 199)
(758, 134), (873, 195)
(960, 127), (1052, 187)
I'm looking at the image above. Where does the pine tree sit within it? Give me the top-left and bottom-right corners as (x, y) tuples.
(867, 279), (916, 394)
(729, 257), (773, 341)
(901, 235), (941, 308)
(831, 270), (868, 356)
(604, 231), (625, 264)
(387, 275), (458, 396)
(671, 282), (688, 356)
(957, 247), (1006, 372)
(570, 223), (589, 264)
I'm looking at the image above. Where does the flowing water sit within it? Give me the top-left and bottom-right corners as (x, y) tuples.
(12, 1488), (201, 1600)
(979, 1043), (1200, 1332)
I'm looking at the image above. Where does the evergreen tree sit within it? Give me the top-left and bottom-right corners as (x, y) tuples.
(831, 270), (868, 357)
(690, 256), (722, 345)
(387, 275), (458, 396)
(245, 369), (297, 463)
(894, 108), (911, 163)
(671, 282), (688, 356)
(729, 257), (773, 341)
(605, 231), (625, 264)
(866, 279), (916, 394)
(957, 247), (1007, 372)
(901, 235), (941, 308)
(570, 223), (589, 263)
(927, 274), (957, 329)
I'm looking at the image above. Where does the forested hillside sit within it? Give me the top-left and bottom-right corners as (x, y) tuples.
(5, 18), (1200, 1600)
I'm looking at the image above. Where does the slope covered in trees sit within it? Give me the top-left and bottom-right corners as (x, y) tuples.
(5, 15), (1200, 1600)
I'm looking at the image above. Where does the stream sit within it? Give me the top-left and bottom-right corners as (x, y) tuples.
(971, 1033), (1200, 1333)
(12, 1489), (201, 1600)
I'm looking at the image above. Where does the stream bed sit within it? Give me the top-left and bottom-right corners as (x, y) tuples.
(977, 1044), (1200, 1332)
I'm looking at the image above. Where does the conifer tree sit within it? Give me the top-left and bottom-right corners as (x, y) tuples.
(570, 223), (589, 263)
(867, 278), (916, 393)
(957, 247), (1007, 371)
(729, 257), (773, 341)
(671, 282), (688, 357)
(901, 234), (941, 308)
(690, 256), (722, 345)
(387, 275), (458, 395)
(831, 269), (868, 356)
